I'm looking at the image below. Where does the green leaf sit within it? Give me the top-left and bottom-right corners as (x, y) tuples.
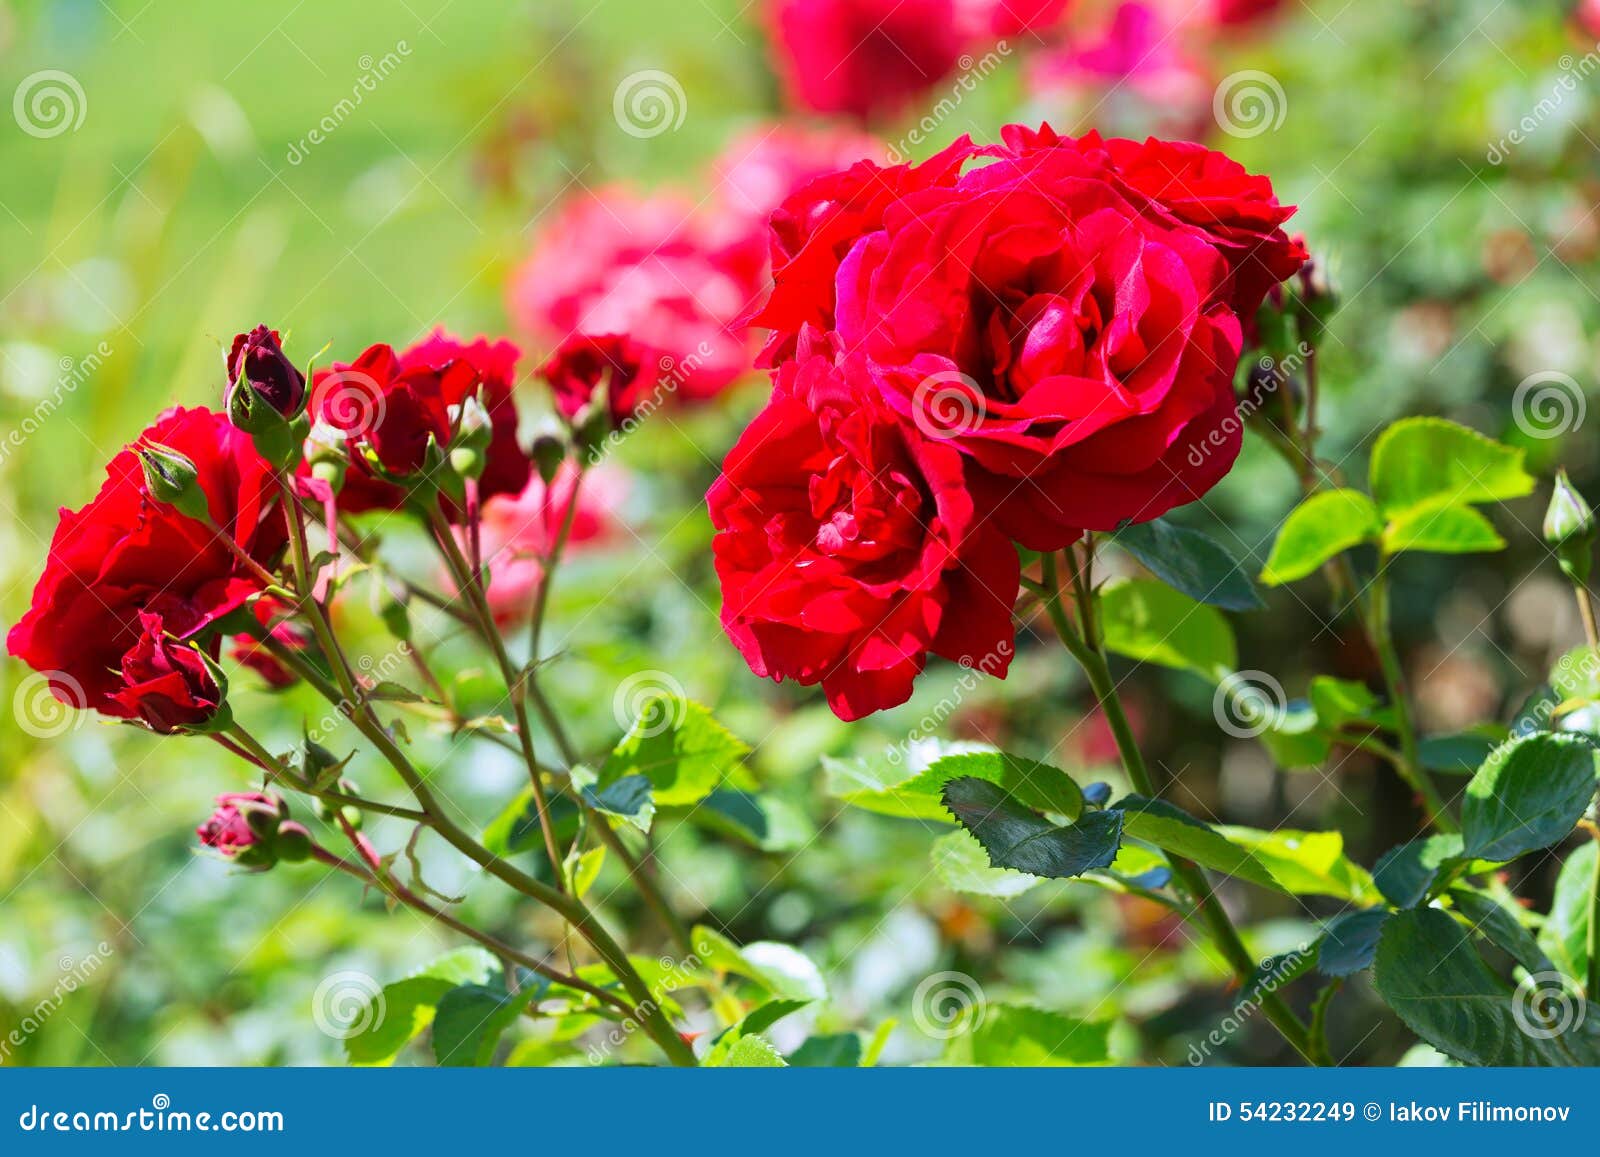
(1316, 909), (1389, 977)
(1418, 732), (1502, 775)
(1260, 489), (1381, 585)
(562, 845), (606, 899)
(1381, 502), (1505, 556)
(431, 978), (539, 1067)
(1369, 418), (1534, 519)
(821, 739), (996, 820)
(1219, 827), (1380, 902)
(1115, 796), (1283, 893)
(1372, 834), (1464, 908)
(1111, 518), (1264, 611)
(1308, 676), (1380, 729)
(689, 927), (829, 1003)
(930, 829), (1042, 898)
(1373, 908), (1599, 1066)
(907, 751), (1083, 819)
(581, 774), (654, 833)
(941, 778), (1121, 879)
(1449, 889), (1556, 977)
(1539, 841), (1597, 983)
(343, 947), (498, 1066)
(1097, 578), (1237, 680)
(1461, 733), (1598, 863)
(707, 1034), (787, 1067)
(1257, 702), (1332, 770)
(788, 1033), (863, 1067)
(720, 998), (810, 1043)
(684, 789), (813, 852)
(940, 1005), (1114, 1066)
(597, 695), (748, 809)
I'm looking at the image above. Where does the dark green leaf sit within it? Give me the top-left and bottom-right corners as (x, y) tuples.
(1316, 910), (1389, 977)
(1112, 518), (1264, 611)
(432, 978), (541, 1067)
(1449, 889), (1556, 977)
(1373, 834), (1463, 908)
(343, 948), (497, 1066)
(787, 1033), (863, 1067)
(582, 774), (655, 833)
(1418, 733), (1501, 775)
(1461, 733), (1598, 863)
(941, 778), (1121, 879)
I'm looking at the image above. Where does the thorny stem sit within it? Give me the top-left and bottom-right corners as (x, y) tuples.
(1039, 552), (1316, 1064)
(218, 724), (429, 823)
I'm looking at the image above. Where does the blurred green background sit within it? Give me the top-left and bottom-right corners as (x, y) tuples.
(1, 0), (1597, 1065)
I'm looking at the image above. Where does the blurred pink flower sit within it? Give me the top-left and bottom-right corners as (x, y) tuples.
(459, 463), (629, 625)
(507, 189), (758, 402)
(955, 0), (1072, 38)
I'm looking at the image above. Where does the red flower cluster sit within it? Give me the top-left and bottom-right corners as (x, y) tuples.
(712, 124), (1305, 718)
(6, 406), (284, 726)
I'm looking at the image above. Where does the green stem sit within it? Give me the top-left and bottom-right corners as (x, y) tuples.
(220, 725), (429, 822)
(1039, 553), (1316, 1063)
(1586, 823), (1600, 1000)
(1366, 570), (1457, 833)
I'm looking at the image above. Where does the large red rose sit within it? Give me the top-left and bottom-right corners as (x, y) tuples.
(7, 407), (284, 719)
(764, 0), (967, 123)
(304, 330), (529, 518)
(507, 189), (758, 402)
(108, 611), (225, 733)
(754, 125), (1303, 549)
(708, 348), (1018, 720)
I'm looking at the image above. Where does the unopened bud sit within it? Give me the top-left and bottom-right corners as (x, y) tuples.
(1545, 469), (1596, 586)
(136, 442), (212, 524)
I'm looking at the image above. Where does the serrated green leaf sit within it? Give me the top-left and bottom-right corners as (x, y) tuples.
(1219, 827), (1380, 902)
(1116, 796), (1283, 893)
(941, 778), (1121, 879)
(1373, 834), (1464, 908)
(1111, 518), (1264, 611)
(1461, 733), (1599, 863)
(1317, 909), (1388, 977)
(1381, 502), (1505, 555)
(1369, 418), (1534, 518)
(597, 695), (748, 809)
(940, 1004), (1114, 1066)
(1449, 889), (1556, 977)
(1260, 489), (1381, 585)
(343, 947), (498, 1066)
(906, 751), (1083, 820)
(930, 829), (1042, 898)
(582, 774), (655, 833)
(1097, 578), (1236, 680)
(707, 1034), (787, 1067)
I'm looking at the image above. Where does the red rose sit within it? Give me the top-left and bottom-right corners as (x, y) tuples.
(108, 611), (224, 733)
(748, 136), (976, 367)
(754, 125), (1303, 549)
(304, 331), (529, 517)
(229, 596), (307, 689)
(507, 189), (757, 402)
(6, 407), (283, 720)
(226, 324), (306, 417)
(958, 0), (1072, 37)
(764, 0), (967, 123)
(539, 333), (658, 427)
(708, 349), (1018, 720)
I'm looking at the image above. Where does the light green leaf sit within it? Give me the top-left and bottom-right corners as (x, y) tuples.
(1219, 827), (1380, 902)
(1111, 518), (1264, 611)
(940, 1005), (1114, 1066)
(343, 947), (498, 1066)
(941, 778), (1122, 879)
(562, 846), (606, 899)
(1381, 502), (1504, 555)
(707, 1033), (788, 1067)
(930, 829), (1043, 898)
(907, 751), (1083, 820)
(1461, 733), (1599, 863)
(1097, 578), (1237, 680)
(1260, 489), (1381, 585)
(820, 739), (993, 819)
(1539, 841), (1597, 983)
(597, 695), (748, 809)
(1116, 796), (1283, 893)
(1369, 418), (1534, 519)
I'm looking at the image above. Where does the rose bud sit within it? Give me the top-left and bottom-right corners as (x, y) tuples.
(227, 325), (307, 418)
(135, 442), (213, 525)
(109, 612), (230, 734)
(1544, 469), (1596, 586)
(196, 792), (308, 869)
(539, 333), (655, 429)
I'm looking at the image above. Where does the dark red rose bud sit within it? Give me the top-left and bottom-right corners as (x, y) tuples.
(109, 611), (227, 734)
(227, 325), (307, 418)
(197, 792), (292, 869)
(540, 333), (656, 428)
